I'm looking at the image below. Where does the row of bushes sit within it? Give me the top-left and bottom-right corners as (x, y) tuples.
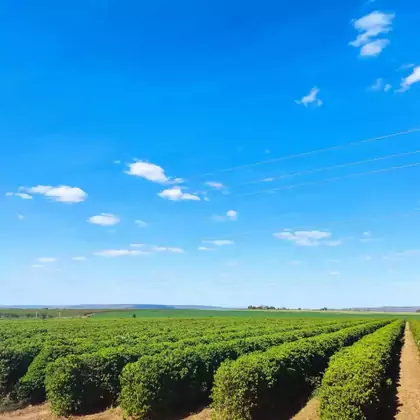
(319, 320), (404, 419)
(117, 320), (376, 420)
(210, 320), (389, 420)
(15, 318), (329, 404)
(46, 319), (362, 416)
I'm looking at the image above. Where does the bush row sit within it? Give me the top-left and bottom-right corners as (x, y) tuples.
(46, 319), (357, 416)
(118, 320), (374, 420)
(319, 320), (403, 419)
(210, 320), (389, 420)
(17, 318), (324, 404)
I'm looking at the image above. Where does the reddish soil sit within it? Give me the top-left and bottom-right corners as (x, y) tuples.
(396, 322), (420, 419)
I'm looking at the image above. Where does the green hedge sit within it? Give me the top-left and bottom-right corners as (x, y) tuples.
(0, 344), (41, 397)
(45, 320), (348, 416)
(119, 320), (370, 420)
(211, 320), (388, 420)
(319, 320), (404, 419)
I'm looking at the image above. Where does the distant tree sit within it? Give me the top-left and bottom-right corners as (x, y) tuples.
(132, 313), (137, 319)
(320, 307), (328, 311)
(298, 308), (302, 310)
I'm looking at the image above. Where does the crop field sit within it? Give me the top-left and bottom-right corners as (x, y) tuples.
(1, 314), (420, 419)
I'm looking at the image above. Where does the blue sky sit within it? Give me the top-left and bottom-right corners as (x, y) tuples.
(1, 0), (420, 308)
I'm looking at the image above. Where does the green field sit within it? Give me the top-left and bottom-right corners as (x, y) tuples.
(92, 308), (420, 319)
(1, 311), (419, 419)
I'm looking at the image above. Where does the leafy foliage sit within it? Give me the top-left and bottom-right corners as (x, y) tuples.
(319, 320), (404, 419)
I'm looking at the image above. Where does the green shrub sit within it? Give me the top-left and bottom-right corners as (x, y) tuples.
(319, 320), (404, 419)
(211, 321), (388, 420)
(119, 320), (373, 420)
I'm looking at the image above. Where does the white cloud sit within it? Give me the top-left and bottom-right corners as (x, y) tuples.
(203, 240), (235, 246)
(72, 256), (87, 261)
(398, 63), (415, 71)
(360, 39), (390, 57)
(399, 66), (420, 92)
(295, 87), (322, 107)
(213, 210), (238, 222)
(6, 192), (33, 200)
(24, 185), (87, 203)
(114, 160), (121, 164)
(350, 11), (394, 57)
(363, 231), (371, 237)
(274, 230), (340, 247)
(329, 271), (340, 276)
(126, 161), (169, 183)
(151, 246), (184, 253)
(158, 187), (200, 201)
(324, 240), (342, 247)
(198, 246), (213, 251)
(17, 214), (24, 220)
(88, 213), (120, 226)
(205, 181), (225, 190)
(130, 243), (145, 248)
(38, 257), (56, 263)
(135, 220), (148, 228)
(262, 177), (275, 182)
(94, 249), (150, 257)
(31, 264), (45, 268)
(369, 78), (391, 92)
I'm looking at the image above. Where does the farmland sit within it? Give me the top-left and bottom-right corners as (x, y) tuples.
(1, 313), (420, 419)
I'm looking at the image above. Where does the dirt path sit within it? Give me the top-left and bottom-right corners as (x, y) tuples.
(0, 404), (122, 420)
(0, 404), (212, 420)
(292, 398), (320, 420)
(396, 322), (420, 419)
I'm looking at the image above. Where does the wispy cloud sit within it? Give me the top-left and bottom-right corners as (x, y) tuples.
(212, 210), (238, 222)
(198, 246), (213, 251)
(94, 249), (150, 257)
(158, 187), (200, 201)
(203, 240), (235, 246)
(205, 181), (225, 190)
(38, 257), (57, 263)
(349, 11), (394, 57)
(295, 87), (322, 107)
(17, 214), (24, 220)
(151, 246), (184, 253)
(22, 185), (87, 203)
(274, 230), (341, 247)
(399, 66), (420, 92)
(5, 192), (33, 200)
(369, 78), (391, 92)
(329, 271), (340, 276)
(72, 256), (87, 261)
(134, 220), (148, 228)
(88, 213), (120, 226)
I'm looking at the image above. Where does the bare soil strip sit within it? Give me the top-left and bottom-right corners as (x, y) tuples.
(396, 322), (420, 419)
(183, 408), (212, 420)
(291, 397), (320, 420)
(0, 404), (122, 420)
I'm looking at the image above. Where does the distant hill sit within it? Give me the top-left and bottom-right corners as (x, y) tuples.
(344, 306), (420, 313)
(0, 304), (226, 310)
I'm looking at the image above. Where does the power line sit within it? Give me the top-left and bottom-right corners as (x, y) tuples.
(202, 128), (420, 177)
(240, 161), (420, 197)
(243, 149), (420, 185)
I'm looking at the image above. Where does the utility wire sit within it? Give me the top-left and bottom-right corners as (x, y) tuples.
(243, 149), (420, 185)
(240, 161), (420, 197)
(202, 128), (420, 177)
